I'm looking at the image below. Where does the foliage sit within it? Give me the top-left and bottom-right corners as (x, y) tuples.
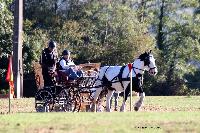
(144, 0), (200, 95)
(23, 20), (48, 72)
(0, 0), (13, 57)
(1, 0), (200, 95)
(0, 0), (13, 91)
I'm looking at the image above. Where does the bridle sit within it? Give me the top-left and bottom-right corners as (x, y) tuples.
(131, 55), (157, 76)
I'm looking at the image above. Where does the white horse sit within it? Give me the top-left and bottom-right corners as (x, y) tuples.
(91, 51), (157, 112)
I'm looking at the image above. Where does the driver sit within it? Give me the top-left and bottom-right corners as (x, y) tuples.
(59, 50), (83, 80)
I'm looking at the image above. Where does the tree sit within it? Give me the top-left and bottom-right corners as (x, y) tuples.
(23, 20), (48, 72)
(0, 0), (13, 58)
(146, 0), (200, 95)
(73, 1), (155, 65)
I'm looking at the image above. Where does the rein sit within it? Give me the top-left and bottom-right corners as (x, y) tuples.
(149, 67), (157, 70)
(132, 66), (145, 71)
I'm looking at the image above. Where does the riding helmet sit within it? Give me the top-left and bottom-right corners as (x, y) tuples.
(48, 40), (56, 48)
(62, 50), (70, 55)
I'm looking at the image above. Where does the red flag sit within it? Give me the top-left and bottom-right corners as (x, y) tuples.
(128, 63), (132, 72)
(6, 56), (15, 98)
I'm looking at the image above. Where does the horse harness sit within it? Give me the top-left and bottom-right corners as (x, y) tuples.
(99, 64), (145, 90)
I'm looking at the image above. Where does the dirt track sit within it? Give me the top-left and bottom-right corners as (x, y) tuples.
(1, 96), (200, 113)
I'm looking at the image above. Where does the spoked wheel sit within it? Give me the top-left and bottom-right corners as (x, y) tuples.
(58, 89), (72, 112)
(67, 87), (81, 112)
(79, 91), (92, 112)
(35, 89), (54, 112)
(72, 92), (81, 112)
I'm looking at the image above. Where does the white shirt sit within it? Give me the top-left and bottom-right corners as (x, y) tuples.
(60, 58), (75, 69)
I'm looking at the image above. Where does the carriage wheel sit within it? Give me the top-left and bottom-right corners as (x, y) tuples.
(35, 74), (41, 89)
(72, 93), (81, 112)
(79, 92), (92, 112)
(35, 89), (54, 112)
(67, 87), (81, 112)
(58, 89), (72, 112)
(58, 87), (81, 112)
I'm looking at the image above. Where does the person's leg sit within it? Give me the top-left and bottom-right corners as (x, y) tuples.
(76, 70), (83, 77)
(68, 68), (78, 80)
(42, 69), (52, 86)
(42, 74), (48, 87)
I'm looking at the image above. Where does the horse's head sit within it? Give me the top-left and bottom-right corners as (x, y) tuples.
(138, 50), (157, 76)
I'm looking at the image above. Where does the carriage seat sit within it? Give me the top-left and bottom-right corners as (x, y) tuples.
(56, 70), (78, 85)
(56, 70), (69, 84)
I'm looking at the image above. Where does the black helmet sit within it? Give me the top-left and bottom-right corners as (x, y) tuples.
(62, 50), (70, 55)
(48, 40), (56, 48)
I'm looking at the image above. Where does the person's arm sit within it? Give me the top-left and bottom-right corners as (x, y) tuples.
(40, 50), (48, 68)
(52, 51), (58, 71)
(60, 59), (70, 69)
(67, 60), (76, 67)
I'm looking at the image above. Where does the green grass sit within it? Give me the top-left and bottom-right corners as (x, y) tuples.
(1, 112), (200, 133)
(1, 96), (200, 133)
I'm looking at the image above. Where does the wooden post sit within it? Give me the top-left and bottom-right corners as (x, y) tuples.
(13, 0), (23, 98)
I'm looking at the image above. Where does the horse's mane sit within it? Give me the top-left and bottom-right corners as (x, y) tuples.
(138, 52), (149, 61)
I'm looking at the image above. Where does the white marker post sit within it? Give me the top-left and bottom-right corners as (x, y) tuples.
(128, 63), (132, 111)
(130, 68), (132, 111)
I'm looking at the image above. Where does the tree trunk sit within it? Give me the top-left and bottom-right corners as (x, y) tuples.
(157, 0), (164, 50)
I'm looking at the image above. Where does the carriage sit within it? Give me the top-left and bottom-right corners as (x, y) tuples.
(34, 51), (157, 112)
(34, 62), (101, 112)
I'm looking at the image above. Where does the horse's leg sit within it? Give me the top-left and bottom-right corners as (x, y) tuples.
(90, 86), (103, 112)
(134, 92), (145, 111)
(114, 92), (119, 111)
(120, 86), (130, 112)
(96, 95), (103, 112)
(106, 90), (114, 112)
(134, 77), (145, 111)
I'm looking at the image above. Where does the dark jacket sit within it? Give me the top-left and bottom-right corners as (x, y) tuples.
(40, 48), (57, 69)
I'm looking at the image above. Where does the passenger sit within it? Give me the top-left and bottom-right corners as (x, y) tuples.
(59, 50), (83, 80)
(40, 40), (58, 86)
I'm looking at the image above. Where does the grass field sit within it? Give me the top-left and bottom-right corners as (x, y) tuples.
(1, 96), (200, 133)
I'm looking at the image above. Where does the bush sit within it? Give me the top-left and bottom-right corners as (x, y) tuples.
(0, 88), (8, 95)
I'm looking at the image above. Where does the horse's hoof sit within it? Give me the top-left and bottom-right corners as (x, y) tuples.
(120, 108), (125, 112)
(90, 105), (96, 112)
(134, 106), (139, 111)
(106, 108), (111, 112)
(97, 107), (103, 112)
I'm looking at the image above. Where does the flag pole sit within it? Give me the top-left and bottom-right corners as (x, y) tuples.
(6, 54), (14, 113)
(9, 85), (11, 113)
(127, 63), (133, 112)
(8, 55), (12, 113)
(130, 68), (132, 112)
